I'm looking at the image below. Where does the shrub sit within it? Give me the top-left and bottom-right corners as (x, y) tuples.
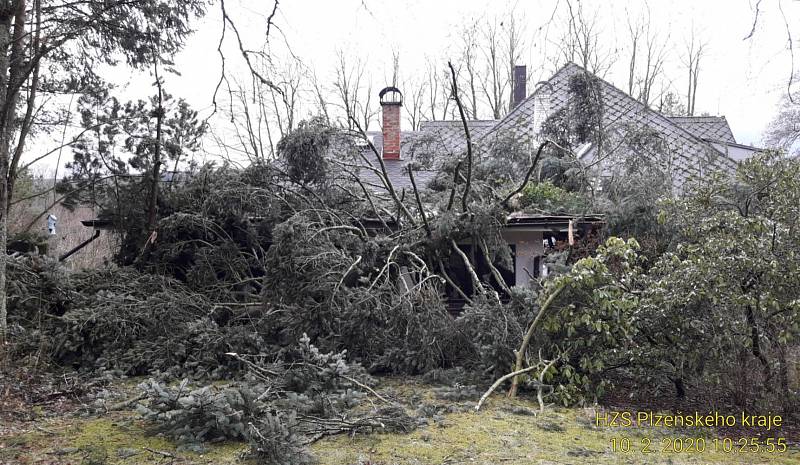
(518, 181), (588, 214)
(536, 238), (641, 406)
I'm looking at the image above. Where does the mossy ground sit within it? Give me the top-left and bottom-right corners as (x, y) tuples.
(1, 377), (797, 465)
(0, 410), (247, 464)
(312, 407), (799, 465)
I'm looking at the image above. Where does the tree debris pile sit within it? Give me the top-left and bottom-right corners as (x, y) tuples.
(7, 256), (273, 378)
(261, 209), (474, 373)
(134, 335), (417, 463)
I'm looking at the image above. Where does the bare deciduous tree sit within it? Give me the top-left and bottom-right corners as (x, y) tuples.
(504, 10), (527, 113)
(626, 13), (642, 97)
(683, 31), (705, 116)
(423, 57), (451, 121)
(479, 18), (508, 119)
(333, 50), (376, 131)
(625, 6), (671, 108)
(403, 76), (427, 131)
(310, 69), (332, 125)
(764, 89), (800, 153)
(557, 0), (614, 76)
(459, 20), (481, 119)
(271, 59), (304, 138)
(638, 27), (669, 107)
(217, 54), (305, 162)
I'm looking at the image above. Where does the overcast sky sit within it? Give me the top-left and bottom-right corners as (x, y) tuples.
(184, 0), (795, 144)
(30, 0), (800, 172)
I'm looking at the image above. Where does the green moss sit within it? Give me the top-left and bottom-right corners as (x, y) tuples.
(71, 417), (174, 454)
(311, 396), (800, 465)
(30, 405), (45, 418)
(67, 416), (248, 464)
(4, 379), (798, 465)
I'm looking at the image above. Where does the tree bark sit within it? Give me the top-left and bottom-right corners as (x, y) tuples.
(672, 377), (686, 398)
(508, 281), (566, 398)
(147, 60), (164, 233)
(447, 62), (473, 212)
(0, 0), (26, 353)
(8, 0), (39, 203)
(745, 304), (772, 388)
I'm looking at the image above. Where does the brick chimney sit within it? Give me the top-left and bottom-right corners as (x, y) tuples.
(512, 65), (527, 109)
(379, 86), (403, 159)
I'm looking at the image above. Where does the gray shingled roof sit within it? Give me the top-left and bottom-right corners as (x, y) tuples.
(360, 122), (496, 193)
(355, 131), (439, 193)
(669, 116), (736, 143)
(362, 62), (741, 193)
(417, 120), (497, 152)
(367, 131), (430, 160)
(354, 156), (438, 194)
(478, 63), (738, 185)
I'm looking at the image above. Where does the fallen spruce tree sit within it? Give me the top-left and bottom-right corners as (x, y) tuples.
(21, 143), (800, 416)
(135, 334), (416, 463)
(7, 104), (594, 402)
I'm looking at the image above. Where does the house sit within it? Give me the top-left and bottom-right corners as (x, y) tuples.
(357, 62), (760, 294)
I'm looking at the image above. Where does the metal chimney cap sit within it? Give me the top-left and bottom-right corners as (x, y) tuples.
(379, 86), (403, 106)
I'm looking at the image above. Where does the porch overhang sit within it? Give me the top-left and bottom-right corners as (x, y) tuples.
(504, 213), (605, 234)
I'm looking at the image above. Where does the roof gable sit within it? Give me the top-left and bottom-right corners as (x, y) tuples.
(669, 116), (736, 143)
(479, 62), (738, 185)
(416, 120), (497, 153)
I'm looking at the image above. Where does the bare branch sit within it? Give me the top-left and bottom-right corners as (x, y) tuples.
(407, 166), (431, 237)
(447, 61), (473, 212)
(508, 280), (567, 398)
(476, 365), (541, 411)
(743, 0), (762, 40)
(501, 140), (550, 208)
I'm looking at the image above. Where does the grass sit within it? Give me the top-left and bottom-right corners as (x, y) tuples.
(1, 378), (797, 465)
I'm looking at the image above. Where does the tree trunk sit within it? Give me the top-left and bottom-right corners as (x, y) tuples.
(776, 343), (791, 414)
(508, 281), (566, 398)
(745, 304), (772, 389)
(147, 64), (164, 233)
(690, 68), (699, 116)
(0, 138), (8, 351)
(686, 58), (693, 116)
(673, 377), (686, 398)
(0, 0), (24, 353)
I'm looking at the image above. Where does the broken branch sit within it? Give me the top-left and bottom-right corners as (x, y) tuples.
(501, 140), (551, 209)
(447, 61), (473, 212)
(475, 365), (540, 411)
(508, 280), (567, 398)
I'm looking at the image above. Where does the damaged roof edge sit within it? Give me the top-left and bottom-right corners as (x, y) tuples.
(505, 213), (605, 228)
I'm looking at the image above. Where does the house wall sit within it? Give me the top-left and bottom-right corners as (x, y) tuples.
(501, 230), (544, 288)
(710, 142), (761, 162)
(10, 201), (116, 269)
